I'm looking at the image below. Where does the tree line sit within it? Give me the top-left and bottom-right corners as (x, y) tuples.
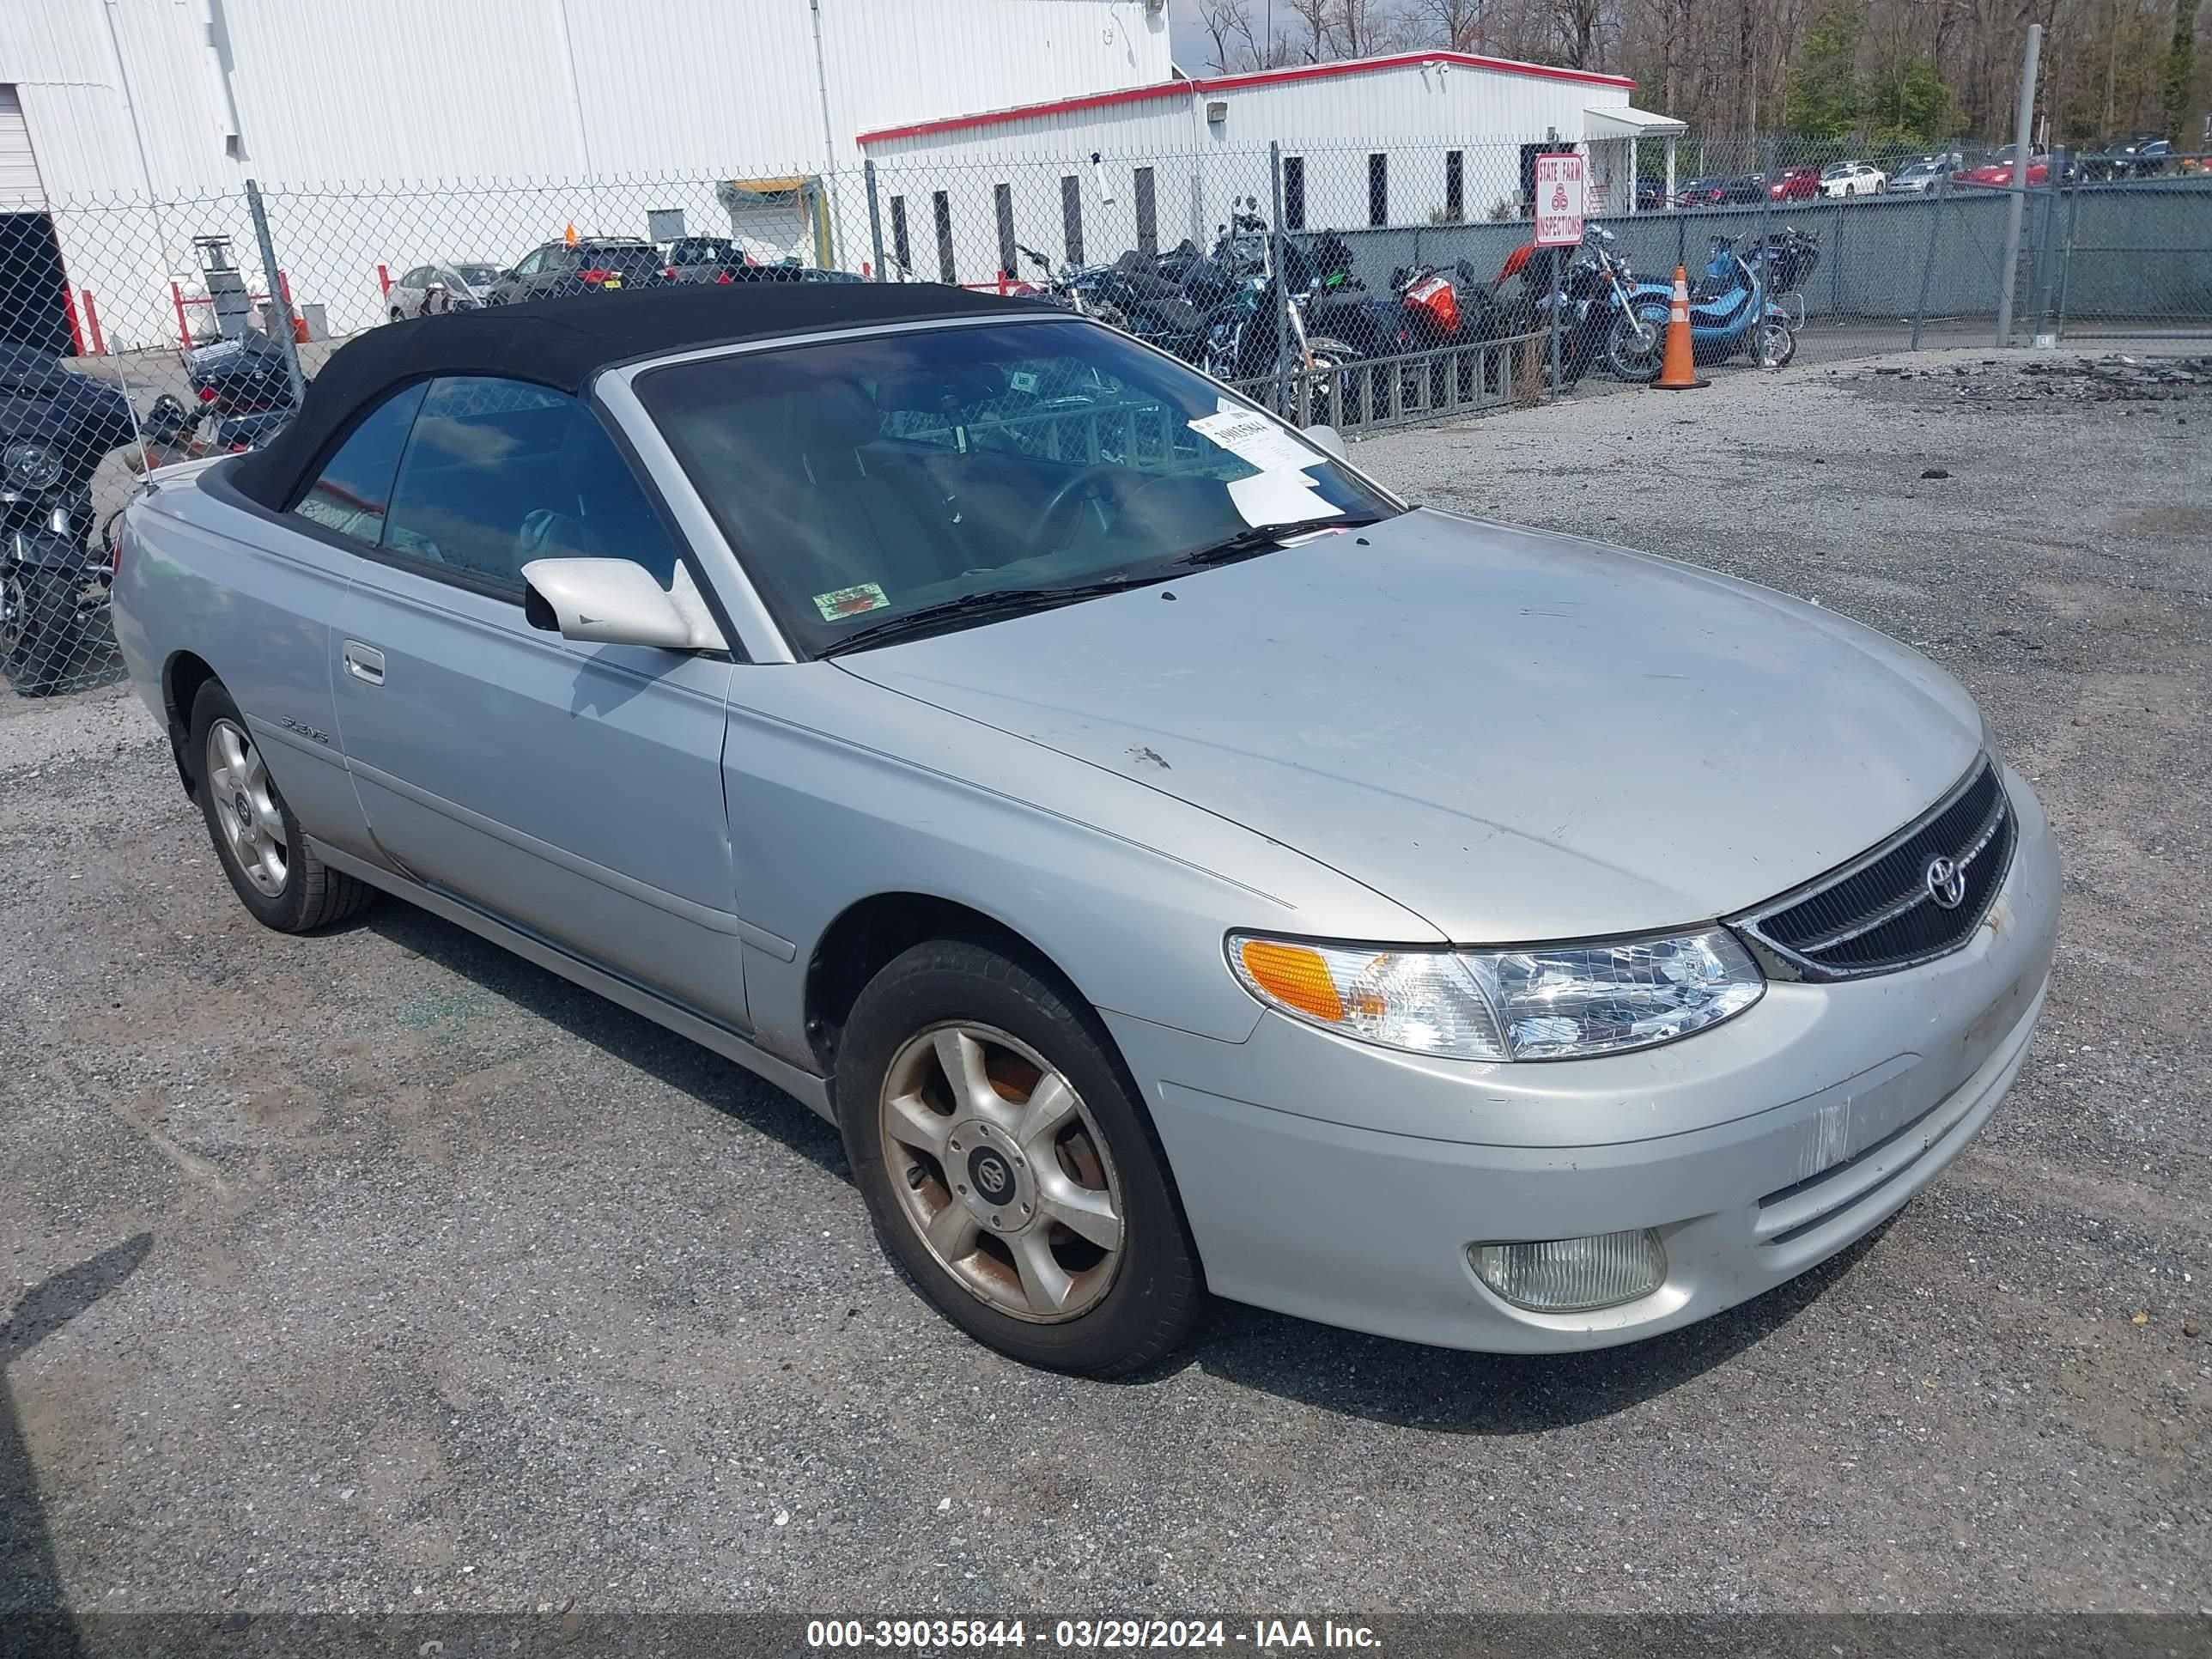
(1189, 0), (2208, 147)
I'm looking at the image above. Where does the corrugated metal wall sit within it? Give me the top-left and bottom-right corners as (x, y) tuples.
(0, 0), (1171, 199)
(0, 0), (1169, 347)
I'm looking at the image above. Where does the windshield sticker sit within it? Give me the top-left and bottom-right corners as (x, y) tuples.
(1188, 410), (1322, 475)
(814, 581), (890, 622)
(1008, 369), (1040, 394)
(1227, 470), (1343, 528)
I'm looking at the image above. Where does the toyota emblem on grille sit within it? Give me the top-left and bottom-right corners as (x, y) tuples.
(1923, 854), (1968, 910)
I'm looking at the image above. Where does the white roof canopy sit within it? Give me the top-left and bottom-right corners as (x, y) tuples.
(1584, 105), (1687, 138)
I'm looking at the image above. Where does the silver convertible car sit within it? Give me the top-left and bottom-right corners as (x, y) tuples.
(113, 283), (2058, 1376)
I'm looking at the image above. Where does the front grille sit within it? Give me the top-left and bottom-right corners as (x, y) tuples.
(1736, 758), (2014, 980)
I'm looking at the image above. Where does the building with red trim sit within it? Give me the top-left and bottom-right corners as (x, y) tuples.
(857, 50), (1683, 288)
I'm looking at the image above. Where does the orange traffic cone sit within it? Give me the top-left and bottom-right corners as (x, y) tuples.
(1655, 264), (1707, 391)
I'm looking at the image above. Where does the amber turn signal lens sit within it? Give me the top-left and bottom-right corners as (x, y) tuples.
(1236, 939), (1346, 1023)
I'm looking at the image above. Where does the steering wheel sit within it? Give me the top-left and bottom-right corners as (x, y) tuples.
(1021, 462), (1127, 557)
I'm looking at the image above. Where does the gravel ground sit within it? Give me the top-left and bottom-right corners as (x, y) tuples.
(2, 348), (2207, 1621)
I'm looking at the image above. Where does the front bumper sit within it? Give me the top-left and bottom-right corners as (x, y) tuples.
(1109, 765), (2060, 1352)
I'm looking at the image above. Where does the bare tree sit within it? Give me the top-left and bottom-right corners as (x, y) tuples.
(1419, 0), (1488, 48)
(1194, 0), (1257, 70)
(1231, 0), (1296, 65)
(1285, 0), (1334, 59)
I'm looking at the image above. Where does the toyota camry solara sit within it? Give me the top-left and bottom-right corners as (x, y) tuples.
(112, 283), (2058, 1376)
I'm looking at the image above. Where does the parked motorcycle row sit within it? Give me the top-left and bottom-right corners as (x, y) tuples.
(0, 328), (299, 696)
(1001, 203), (1820, 408)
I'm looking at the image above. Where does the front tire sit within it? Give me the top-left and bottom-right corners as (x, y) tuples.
(189, 679), (374, 932)
(1753, 317), (1796, 368)
(837, 940), (1202, 1376)
(1605, 302), (1671, 382)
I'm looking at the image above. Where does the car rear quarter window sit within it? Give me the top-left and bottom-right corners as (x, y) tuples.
(291, 381), (428, 544)
(376, 375), (682, 595)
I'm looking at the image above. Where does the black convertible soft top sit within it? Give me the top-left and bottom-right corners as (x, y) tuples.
(228, 282), (1049, 509)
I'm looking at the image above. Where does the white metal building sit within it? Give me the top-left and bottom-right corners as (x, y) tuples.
(0, 0), (1170, 198)
(859, 50), (1685, 287)
(0, 0), (1170, 347)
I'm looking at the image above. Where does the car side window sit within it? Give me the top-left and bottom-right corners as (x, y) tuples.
(291, 381), (428, 544)
(377, 375), (684, 596)
(513, 248), (543, 276)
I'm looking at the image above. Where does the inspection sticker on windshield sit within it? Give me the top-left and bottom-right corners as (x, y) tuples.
(814, 581), (890, 621)
(1188, 410), (1319, 473)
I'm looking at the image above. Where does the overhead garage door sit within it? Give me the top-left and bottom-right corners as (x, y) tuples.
(0, 87), (46, 210)
(0, 86), (69, 354)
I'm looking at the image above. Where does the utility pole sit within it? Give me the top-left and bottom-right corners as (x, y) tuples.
(1995, 22), (2042, 347)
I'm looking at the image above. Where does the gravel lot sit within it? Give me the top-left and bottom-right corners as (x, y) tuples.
(2, 349), (2207, 1621)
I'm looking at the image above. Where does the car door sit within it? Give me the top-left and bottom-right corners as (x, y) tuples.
(209, 387), (429, 864)
(492, 246), (545, 306)
(327, 374), (747, 1027)
(530, 245), (580, 302)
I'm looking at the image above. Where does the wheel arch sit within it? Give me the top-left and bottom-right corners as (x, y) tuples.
(804, 890), (1086, 1076)
(161, 648), (222, 798)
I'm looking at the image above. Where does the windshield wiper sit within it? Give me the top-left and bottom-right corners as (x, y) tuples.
(1169, 514), (1388, 571)
(817, 574), (1166, 657)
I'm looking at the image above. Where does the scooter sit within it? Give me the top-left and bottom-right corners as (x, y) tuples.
(1603, 235), (1796, 382)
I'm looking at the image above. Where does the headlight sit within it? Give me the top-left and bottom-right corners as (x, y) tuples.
(3, 441), (61, 489)
(1227, 928), (1763, 1062)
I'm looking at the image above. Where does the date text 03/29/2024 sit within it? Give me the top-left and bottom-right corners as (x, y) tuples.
(805, 1620), (1382, 1650)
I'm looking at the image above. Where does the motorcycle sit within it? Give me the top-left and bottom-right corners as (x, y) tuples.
(1013, 245), (1127, 327)
(1496, 228), (1640, 388)
(1741, 225), (1821, 327)
(1602, 234), (1796, 382)
(0, 344), (143, 696)
(183, 328), (300, 451)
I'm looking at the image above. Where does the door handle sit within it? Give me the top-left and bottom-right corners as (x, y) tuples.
(342, 641), (386, 686)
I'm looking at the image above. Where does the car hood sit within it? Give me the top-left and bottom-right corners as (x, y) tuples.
(836, 509), (1984, 942)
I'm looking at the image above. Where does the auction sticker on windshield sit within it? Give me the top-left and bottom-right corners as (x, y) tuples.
(815, 581), (891, 620)
(1188, 409), (1318, 474)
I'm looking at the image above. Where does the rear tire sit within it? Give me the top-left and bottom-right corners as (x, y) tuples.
(3, 566), (79, 698)
(837, 939), (1202, 1376)
(189, 679), (375, 933)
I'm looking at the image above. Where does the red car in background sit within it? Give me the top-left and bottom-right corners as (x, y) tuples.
(1768, 166), (1822, 200)
(1956, 149), (2051, 188)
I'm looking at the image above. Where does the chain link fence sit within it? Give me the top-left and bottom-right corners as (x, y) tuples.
(4, 131), (2207, 699)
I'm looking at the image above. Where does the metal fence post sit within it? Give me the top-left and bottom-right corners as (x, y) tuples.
(243, 178), (306, 410)
(864, 159), (886, 283)
(2030, 151), (2063, 342)
(1996, 22), (2043, 345)
(1269, 141), (1291, 416)
(2053, 159), (2084, 343)
(1911, 171), (1948, 349)
(1759, 133), (1776, 258)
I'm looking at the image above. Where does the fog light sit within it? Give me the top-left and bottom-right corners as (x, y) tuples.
(1468, 1229), (1667, 1313)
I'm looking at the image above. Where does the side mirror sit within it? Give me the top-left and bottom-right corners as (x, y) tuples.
(1302, 423), (1348, 461)
(521, 557), (727, 653)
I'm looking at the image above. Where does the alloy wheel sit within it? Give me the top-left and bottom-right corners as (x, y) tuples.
(205, 717), (289, 896)
(878, 1022), (1126, 1322)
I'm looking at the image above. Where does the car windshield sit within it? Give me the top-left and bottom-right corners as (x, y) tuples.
(453, 264), (501, 286)
(671, 239), (732, 263)
(638, 319), (1397, 655)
